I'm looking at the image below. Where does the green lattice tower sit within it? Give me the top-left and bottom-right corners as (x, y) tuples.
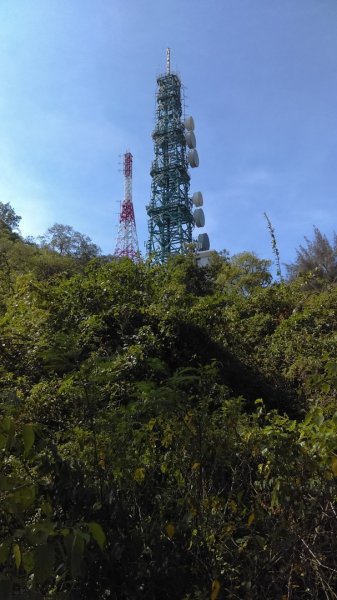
(146, 53), (193, 263)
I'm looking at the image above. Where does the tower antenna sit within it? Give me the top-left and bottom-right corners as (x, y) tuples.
(166, 47), (170, 74)
(146, 51), (208, 262)
(114, 151), (140, 261)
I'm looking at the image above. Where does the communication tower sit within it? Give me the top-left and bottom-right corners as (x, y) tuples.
(114, 152), (140, 261)
(146, 49), (209, 262)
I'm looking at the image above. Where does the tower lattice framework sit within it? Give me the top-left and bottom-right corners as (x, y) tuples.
(146, 50), (194, 263)
(114, 152), (140, 261)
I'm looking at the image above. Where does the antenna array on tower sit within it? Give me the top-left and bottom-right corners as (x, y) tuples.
(146, 49), (209, 262)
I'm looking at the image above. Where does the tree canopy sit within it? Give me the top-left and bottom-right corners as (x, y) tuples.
(287, 226), (337, 287)
(0, 202), (21, 232)
(0, 210), (337, 598)
(39, 223), (101, 261)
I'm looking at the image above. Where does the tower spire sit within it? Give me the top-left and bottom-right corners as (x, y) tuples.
(114, 152), (140, 261)
(166, 47), (170, 74)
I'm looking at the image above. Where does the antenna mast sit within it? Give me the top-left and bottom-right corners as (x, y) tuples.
(166, 47), (170, 74)
(114, 152), (140, 261)
(146, 50), (208, 262)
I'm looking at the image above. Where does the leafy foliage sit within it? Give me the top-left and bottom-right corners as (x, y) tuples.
(287, 226), (337, 287)
(0, 222), (337, 598)
(216, 251), (272, 296)
(0, 202), (21, 232)
(39, 223), (101, 261)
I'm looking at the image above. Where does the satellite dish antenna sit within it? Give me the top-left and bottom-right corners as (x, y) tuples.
(198, 233), (210, 251)
(192, 192), (203, 206)
(193, 208), (205, 227)
(184, 116), (195, 131)
(188, 149), (199, 168)
(185, 130), (196, 149)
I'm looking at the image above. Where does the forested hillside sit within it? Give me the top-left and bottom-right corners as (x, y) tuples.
(1, 207), (337, 599)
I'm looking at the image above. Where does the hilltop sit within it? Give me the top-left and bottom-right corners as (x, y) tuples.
(1, 204), (337, 599)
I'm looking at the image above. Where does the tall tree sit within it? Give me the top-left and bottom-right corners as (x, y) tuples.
(0, 202), (21, 231)
(287, 226), (337, 286)
(39, 223), (101, 261)
(216, 251), (272, 295)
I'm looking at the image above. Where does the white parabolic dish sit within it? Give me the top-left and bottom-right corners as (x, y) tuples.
(185, 130), (196, 149)
(193, 208), (205, 228)
(192, 192), (203, 207)
(188, 149), (199, 168)
(184, 115), (195, 131)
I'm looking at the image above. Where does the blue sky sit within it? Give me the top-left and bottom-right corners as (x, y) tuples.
(0, 0), (336, 269)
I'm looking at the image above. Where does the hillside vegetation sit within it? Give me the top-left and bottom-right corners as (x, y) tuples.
(1, 208), (337, 599)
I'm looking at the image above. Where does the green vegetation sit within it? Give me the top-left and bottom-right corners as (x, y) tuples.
(1, 203), (337, 599)
(287, 226), (337, 288)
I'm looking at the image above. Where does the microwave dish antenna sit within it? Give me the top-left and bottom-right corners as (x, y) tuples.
(188, 149), (199, 168)
(193, 207), (205, 228)
(185, 130), (196, 149)
(184, 116), (195, 130)
(192, 192), (203, 207)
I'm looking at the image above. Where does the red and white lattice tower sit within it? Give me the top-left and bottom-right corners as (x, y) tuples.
(114, 152), (140, 261)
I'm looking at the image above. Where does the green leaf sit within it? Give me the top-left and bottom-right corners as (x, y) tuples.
(166, 523), (175, 539)
(0, 417), (15, 448)
(247, 513), (255, 527)
(88, 522), (106, 550)
(23, 424), (35, 455)
(303, 413), (312, 427)
(331, 456), (337, 477)
(8, 484), (36, 513)
(1, 416), (13, 433)
(22, 550), (34, 574)
(288, 420), (297, 432)
(34, 543), (55, 585)
(312, 412), (324, 426)
(13, 544), (21, 569)
(134, 467), (145, 483)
